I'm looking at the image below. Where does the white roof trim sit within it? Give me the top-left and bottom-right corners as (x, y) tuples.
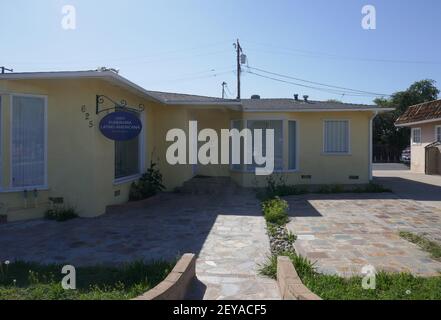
(243, 108), (394, 113)
(0, 71), (165, 103)
(0, 71), (392, 111)
(395, 118), (441, 127)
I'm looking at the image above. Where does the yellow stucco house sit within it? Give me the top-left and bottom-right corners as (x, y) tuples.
(0, 70), (392, 221)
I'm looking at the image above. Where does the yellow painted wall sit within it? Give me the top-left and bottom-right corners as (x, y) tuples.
(230, 111), (372, 187)
(0, 77), (374, 222)
(0, 78), (155, 220)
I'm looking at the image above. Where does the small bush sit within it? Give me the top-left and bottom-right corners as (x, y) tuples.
(262, 197), (289, 225)
(362, 182), (391, 193)
(257, 175), (308, 200)
(45, 206), (78, 222)
(129, 162), (165, 201)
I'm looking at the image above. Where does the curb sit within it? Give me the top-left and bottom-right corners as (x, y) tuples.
(133, 253), (196, 300)
(277, 256), (322, 300)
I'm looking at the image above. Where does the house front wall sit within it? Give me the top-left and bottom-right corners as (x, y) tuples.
(0, 78), (156, 221)
(410, 121), (441, 173)
(230, 111), (373, 187)
(0, 77), (375, 222)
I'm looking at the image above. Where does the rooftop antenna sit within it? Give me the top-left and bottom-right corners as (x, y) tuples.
(221, 81), (227, 99)
(1, 67), (13, 74)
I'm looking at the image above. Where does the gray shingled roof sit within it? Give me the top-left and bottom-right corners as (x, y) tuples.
(143, 91), (388, 111)
(240, 98), (381, 111)
(144, 90), (234, 104)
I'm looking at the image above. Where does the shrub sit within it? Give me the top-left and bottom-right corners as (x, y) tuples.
(45, 206), (78, 222)
(129, 162), (165, 201)
(262, 197), (289, 225)
(257, 175), (308, 200)
(363, 182), (391, 193)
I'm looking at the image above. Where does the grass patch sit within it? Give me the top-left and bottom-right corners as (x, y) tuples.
(262, 197), (289, 226)
(399, 231), (441, 261)
(45, 206), (78, 222)
(0, 260), (175, 300)
(259, 252), (441, 300)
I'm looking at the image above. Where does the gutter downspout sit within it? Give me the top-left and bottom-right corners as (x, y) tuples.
(369, 111), (378, 181)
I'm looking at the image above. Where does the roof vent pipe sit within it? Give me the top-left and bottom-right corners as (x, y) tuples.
(303, 95), (309, 102)
(294, 94), (299, 101)
(251, 94), (261, 99)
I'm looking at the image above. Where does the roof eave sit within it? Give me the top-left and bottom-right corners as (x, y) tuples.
(243, 107), (394, 113)
(0, 71), (165, 104)
(395, 117), (441, 127)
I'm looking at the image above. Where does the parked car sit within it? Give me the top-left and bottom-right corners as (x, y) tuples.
(400, 147), (411, 164)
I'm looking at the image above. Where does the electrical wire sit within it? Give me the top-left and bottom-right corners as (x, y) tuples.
(247, 66), (390, 96)
(246, 70), (386, 97)
(243, 40), (441, 65)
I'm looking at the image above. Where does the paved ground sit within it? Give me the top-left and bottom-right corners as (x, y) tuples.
(286, 164), (441, 277)
(374, 163), (441, 211)
(0, 189), (280, 300)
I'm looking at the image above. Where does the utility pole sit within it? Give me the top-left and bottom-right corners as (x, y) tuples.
(221, 81), (227, 99)
(234, 39), (242, 100)
(1, 67), (13, 74)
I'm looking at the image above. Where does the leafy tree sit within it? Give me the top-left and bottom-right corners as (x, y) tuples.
(373, 79), (439, 155)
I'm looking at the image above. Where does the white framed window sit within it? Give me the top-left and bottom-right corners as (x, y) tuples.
(412, 127), (422, 145)
(114, 111), (144, 183)
(229, 119), (284, 172)
(11, 94), (47, 189)
(288, 120), (298, 170)
(323, 120), (350, 154)
(230, 119), (244, 171)
(435, 125), (441, 142)
(247, 120), (283, 171)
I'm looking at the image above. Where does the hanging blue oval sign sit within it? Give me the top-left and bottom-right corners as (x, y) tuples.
(99, 111), (142, 141)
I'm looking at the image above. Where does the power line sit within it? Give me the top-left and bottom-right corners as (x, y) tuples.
(246, 70), (386, 97)
(243, 40), (441, 65)
(247, 66), (390, 96)
(2, 41), (233, 66)
(145, 70), (235, 86)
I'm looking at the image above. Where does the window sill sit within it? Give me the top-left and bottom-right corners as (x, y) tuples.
(229, 169), (299, 174)
(0, 186), (49, 193)
(321, 152), (352, 156)
(113, 174), (141, 186)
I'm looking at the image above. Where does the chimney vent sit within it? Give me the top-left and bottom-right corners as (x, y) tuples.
(294, 94), (299, 101)
(251, 94), (260, 100)
(303, 95), (309, 102)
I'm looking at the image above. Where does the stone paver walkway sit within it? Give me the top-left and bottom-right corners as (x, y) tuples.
(0, 188), (279, 300)
(286, 192), (441, 277)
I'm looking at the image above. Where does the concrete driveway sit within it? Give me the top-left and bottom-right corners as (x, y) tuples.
(0, 187), (280, 300)
(286, 164), (441, 276)
(374, 163), (441, 211)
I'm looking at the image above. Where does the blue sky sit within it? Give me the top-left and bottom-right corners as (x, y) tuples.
(0, 0), (440, 104)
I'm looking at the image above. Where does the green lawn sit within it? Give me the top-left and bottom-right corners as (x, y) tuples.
(0, 260), (175, 300)
(260, 253), (441, 300)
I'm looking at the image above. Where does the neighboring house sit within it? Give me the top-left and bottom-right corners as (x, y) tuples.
(395, 99), (441, 175)
(0, 70), (392, 221)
